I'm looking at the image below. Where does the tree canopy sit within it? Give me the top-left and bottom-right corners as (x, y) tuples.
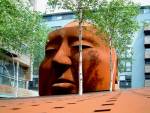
(0, 0), (50, 75)
(84, 0), (140, 56)
(0, 0), (49, 56)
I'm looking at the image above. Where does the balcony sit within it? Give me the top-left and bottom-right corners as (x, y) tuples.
(145, 49), (150, 58)
(144, 36), (150, 45)
(144, 25), (150, 31)
(145, 80), (150, 87)
(14, 54), (30, 67)
(145, 64), (150, 73)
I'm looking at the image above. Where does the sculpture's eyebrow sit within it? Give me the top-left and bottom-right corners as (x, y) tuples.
(68, 33), (100, 46)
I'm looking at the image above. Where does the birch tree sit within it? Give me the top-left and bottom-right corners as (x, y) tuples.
(48, 0), (101, 95)
(84, 0), (139, 91)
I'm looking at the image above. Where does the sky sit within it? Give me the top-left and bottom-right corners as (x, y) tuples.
(34, 0), (150, 13)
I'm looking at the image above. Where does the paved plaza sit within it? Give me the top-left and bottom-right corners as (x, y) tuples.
(0, 88), (150, 113)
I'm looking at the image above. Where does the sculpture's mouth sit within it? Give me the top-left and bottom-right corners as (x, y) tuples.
(51, 79), (77, 95)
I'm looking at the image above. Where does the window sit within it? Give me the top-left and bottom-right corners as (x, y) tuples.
(126, 66), (131, 72)
(19, 80), (25, 88)
(141, 7), (150, 14)
(44, 13), (75, 21)
(126, 48), (132, 58)
(0, 76), (11, 85)
(51, 15), (62, 20)
(120, 48), (132, 58)
(143, 8), (150, 14)
(51, 26), (61, 30)
(0, 57), (27, 88)
(126, 62), (132, 72)
(62, 14), (75, 20)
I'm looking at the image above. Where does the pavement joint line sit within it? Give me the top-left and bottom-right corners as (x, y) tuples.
(67, 102), (76, 104)
(53, 106), (65, 109)
(46, 101), (53, 103)
(0, 105), (7, 107)
(106, 100), (117, 102)
(101, 103), (114, 106)
(11, 108), (21, 110)
(31, 104), (40, 106)
(94, 108), (111, 112)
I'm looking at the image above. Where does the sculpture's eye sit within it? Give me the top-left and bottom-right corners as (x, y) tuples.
(71, 41), (93, 50)
(45, 47), (56, 57)
(82, 44), (93, 49)
(72, 44), (92, 50)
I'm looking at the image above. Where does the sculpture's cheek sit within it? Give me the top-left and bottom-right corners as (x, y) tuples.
(82, 50), (102, 89)
(71, 49), (102, 91)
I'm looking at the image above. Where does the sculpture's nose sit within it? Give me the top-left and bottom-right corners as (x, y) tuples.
(52, 40), (72, 65)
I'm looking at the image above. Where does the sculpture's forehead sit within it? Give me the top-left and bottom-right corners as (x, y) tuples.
(47, 27), (103, 45)
(48, 27), (80, 39)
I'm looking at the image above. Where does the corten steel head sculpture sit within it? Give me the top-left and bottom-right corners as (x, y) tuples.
(39, 21), (118, 96)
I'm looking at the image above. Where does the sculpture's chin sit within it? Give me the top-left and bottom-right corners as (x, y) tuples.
(51, 83), (77, 95)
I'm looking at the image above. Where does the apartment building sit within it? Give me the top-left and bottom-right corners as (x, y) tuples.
(132, 6), (150, 88)
(0, 49), (34, 97)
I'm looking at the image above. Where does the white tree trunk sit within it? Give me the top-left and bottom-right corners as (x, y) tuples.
(30, 56), (34, 81)
(15, 61), (19, 97)
(78, 0), (83, 96)
(12, 57), (16, 87)
(109, 37), (113, 92)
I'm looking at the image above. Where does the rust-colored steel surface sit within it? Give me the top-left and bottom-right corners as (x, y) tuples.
(39, 21), (118, 96)
(0, 88), (150, 113)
